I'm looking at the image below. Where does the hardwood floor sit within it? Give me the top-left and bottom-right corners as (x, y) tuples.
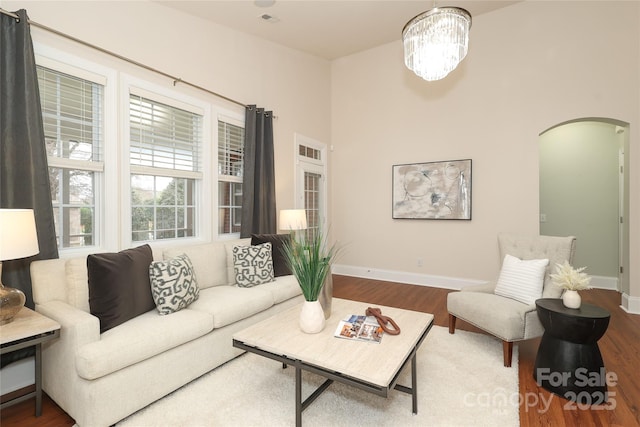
(2, 275), (639, 426)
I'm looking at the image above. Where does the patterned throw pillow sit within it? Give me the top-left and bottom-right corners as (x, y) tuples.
(233, 242), (275, 287)
(149, 254), (200, 315)
(251, 234), (292, 277)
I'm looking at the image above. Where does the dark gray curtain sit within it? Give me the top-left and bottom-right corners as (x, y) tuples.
(240, 105), (276, 237)
(0, 9), (59, 310)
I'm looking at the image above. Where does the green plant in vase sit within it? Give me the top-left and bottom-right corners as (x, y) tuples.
(283, 229), (338, 301)
(283, 228), (339, 333)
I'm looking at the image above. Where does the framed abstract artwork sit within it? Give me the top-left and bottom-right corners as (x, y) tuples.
(392, 159), (472, 220)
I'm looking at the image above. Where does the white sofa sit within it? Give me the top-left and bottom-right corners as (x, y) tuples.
(30, 238), (304, 427)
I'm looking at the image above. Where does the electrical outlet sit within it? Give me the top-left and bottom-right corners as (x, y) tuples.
(417, 258), (424, 267)
(540, 213), (547, 223)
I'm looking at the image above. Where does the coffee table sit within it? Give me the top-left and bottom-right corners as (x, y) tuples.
(233, 298), (434, 426)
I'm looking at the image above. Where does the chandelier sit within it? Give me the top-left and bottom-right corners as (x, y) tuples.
(402, 6), (472, 81)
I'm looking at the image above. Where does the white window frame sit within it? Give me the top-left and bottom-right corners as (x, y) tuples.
(33, 41), (246, 252)
(120, 74), (212, 247)
(34, 48), (118, 255)
(215, 113), (245, 239)
(294, 133), (328, 236)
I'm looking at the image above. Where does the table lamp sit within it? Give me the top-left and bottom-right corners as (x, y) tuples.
(0, 209), (40, 325)
(278, 209), (308, 232)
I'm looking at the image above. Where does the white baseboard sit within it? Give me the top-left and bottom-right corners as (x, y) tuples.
(0, 356), (34, 395)
(332, 265), (620, 293)
(621, 293), (640, 315)
(331, 264), (488, 291)
(590, 275), (619, 291)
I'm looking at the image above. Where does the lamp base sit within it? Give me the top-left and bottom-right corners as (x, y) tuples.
(0, 283), (26, 325)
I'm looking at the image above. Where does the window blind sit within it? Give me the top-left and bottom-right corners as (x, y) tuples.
(218, 120), (244, 177)
(38, 66), (103, 164)
(130, 94), (202, 176)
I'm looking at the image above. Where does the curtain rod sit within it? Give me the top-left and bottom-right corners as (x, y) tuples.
(0, 7), (270, 114)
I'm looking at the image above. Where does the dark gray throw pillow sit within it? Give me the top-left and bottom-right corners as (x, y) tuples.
(251, 233), (292, 277)
(87, 244), (155, 333)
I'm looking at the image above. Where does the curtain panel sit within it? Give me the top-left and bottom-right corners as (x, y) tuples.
(240, 105), (276, 237)
(0, 9), (59, 310)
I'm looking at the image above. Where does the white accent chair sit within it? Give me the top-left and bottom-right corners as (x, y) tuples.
(447, 233), (576, 367)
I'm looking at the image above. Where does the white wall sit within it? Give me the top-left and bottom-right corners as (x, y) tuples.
(539, 121), (620, 279)
(1, 0), (332, 216)
(330, 1), (640, 304)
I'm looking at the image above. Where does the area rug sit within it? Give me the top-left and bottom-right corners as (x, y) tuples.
(118, 326), (519, 426)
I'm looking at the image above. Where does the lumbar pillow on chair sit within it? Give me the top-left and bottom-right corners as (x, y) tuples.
(494, 254), (549, 305)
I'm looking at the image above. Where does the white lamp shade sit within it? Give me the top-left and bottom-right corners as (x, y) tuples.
(0, 209), (40, 261)
(278, 209), (308, 231)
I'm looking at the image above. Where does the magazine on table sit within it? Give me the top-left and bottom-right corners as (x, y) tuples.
(334, 314), (384, 343)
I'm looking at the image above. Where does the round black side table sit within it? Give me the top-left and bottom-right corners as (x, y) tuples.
(534, 298), (610, 404)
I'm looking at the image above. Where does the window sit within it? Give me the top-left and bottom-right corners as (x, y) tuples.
(38, 65), (104, 249)
(218, 118), (244, 235)
(35, 45), (239, 251)
(304, 171), (322, 240)
(299, 144), (321, 161)
(295, 134), (328, 241)
(129, 93), (202, 242)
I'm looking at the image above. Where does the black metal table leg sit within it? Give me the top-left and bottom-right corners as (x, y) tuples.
(411, 352), (418, 414)
(35, 343), (42, 416)
(295, 364), (302, 427)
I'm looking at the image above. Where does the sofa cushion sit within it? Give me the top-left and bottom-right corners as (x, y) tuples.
(251, 233), (292, 277)
(187, 285), (274, 328)
(233, 243), (275, 287)
(494, 254), (549, 305)
(66, 257), (90, 312)
(75, 308), (213, 380)
(149, 254), (200, 315)
(87, 245), (155, 333)
(163, 243), (228, 289)
(255, 275), (302, 304)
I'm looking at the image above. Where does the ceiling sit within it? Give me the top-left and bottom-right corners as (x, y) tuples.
(156, 1), (520, 60)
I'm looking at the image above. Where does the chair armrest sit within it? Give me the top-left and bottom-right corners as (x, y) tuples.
(460, 282), (496, 294)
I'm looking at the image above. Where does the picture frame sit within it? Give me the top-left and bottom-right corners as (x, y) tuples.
(392, 159), (472, 220)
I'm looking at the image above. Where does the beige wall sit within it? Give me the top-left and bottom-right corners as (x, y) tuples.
(330, 1), (639, 301)
(2, 1), (639, 303)
(2, 0), (332, 216)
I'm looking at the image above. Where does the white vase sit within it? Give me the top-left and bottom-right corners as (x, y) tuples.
(318, 273), (333, 320)
(299, 300), (325, 334)
(562, 290), (581, 309)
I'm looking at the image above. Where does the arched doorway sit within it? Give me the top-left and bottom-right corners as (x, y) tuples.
(539, 118), (629, 294)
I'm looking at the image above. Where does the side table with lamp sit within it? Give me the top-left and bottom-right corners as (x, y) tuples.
(0, 209), (61, 416)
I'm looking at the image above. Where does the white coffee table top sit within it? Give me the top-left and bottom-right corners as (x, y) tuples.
(233, 298), (434, 387)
